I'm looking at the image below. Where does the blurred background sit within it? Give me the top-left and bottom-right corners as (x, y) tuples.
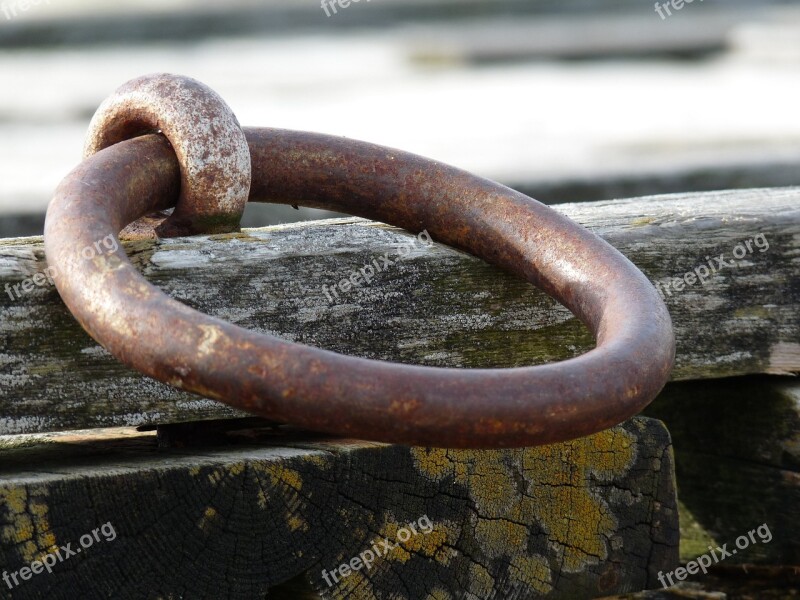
(1, 0), (799, 237)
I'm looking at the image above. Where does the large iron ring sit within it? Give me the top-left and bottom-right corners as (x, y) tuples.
(44, 75), (675, 448)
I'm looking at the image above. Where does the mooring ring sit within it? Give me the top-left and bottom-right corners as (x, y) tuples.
(45, 80), (674, 448)
(83, 73), (250, 237)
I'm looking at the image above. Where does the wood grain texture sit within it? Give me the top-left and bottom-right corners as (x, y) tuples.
(1, 189), (798, 435)
(597, 567), (800, 600)
(0, 417), (677, 599)
(643, 377), (800, 566)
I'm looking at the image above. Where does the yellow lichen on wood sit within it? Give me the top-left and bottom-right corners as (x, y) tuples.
(227, 462), (246, 477)
(201, 460), (314, 532)
(509, 554), (553, 595)
(0, 486), (57, 563)
(204, 462), (244, 487)
(376, 517), (460, 567)
(473, 517), (529, 557)
(0, 487), (26, 514)
(403, 522), (458, 565)
(262, 463), (304, 492)
(323, 514), (461, 598)
(304, 454), (330, 468)
(251, 462), (310, 534)
(409, 426), (638, 592)
(2, 513), (33, 544)
(197, 506), (218, 531)
(205, 469), (224, 486)
(377, 520), (410, 563)
(468, 457), (518, 517)
(585, 427), (638, 480)
(525, 428), (637, 572)
(468, 561), (496, 598)
(410, 447), (453, 480)
(256, 486), (269, 509)
(335, 567), (376, 600)
(287, 514), (309, 532)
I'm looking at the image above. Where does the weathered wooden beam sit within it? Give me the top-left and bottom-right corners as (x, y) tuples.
(0, 417), (677, 599)
(597, 565), (800, 600)
(644, 377), (800, 567)
(1, 189), (798, 435)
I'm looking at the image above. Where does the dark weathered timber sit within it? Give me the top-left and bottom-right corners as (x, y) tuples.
(598, 568), (800, 599)
(1, 189), (798, 435)
(644, 377), (800, 566)
(0, 417), (677, 600)
(596, 583), (720, 599)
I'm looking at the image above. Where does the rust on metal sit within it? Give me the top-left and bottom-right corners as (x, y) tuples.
(83, 73), (250, 237)
(44, 75), (675, 449)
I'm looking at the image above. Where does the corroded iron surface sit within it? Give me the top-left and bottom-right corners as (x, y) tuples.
(44, 77), (675, 448)
(83, 73), (250, 237)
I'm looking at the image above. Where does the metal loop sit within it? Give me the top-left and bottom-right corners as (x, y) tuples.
(83, 73), (250, 237)
(46, 79), (675, 449)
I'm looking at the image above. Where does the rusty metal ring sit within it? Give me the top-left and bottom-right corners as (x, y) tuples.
(45, 82), (674, 449)
(83, 73), (250, 237)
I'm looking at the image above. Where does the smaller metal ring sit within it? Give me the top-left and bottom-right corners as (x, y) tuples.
(83, 73), (250, 237)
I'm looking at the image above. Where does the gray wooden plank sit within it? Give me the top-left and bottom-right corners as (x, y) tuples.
(0, 189), (798, 435)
